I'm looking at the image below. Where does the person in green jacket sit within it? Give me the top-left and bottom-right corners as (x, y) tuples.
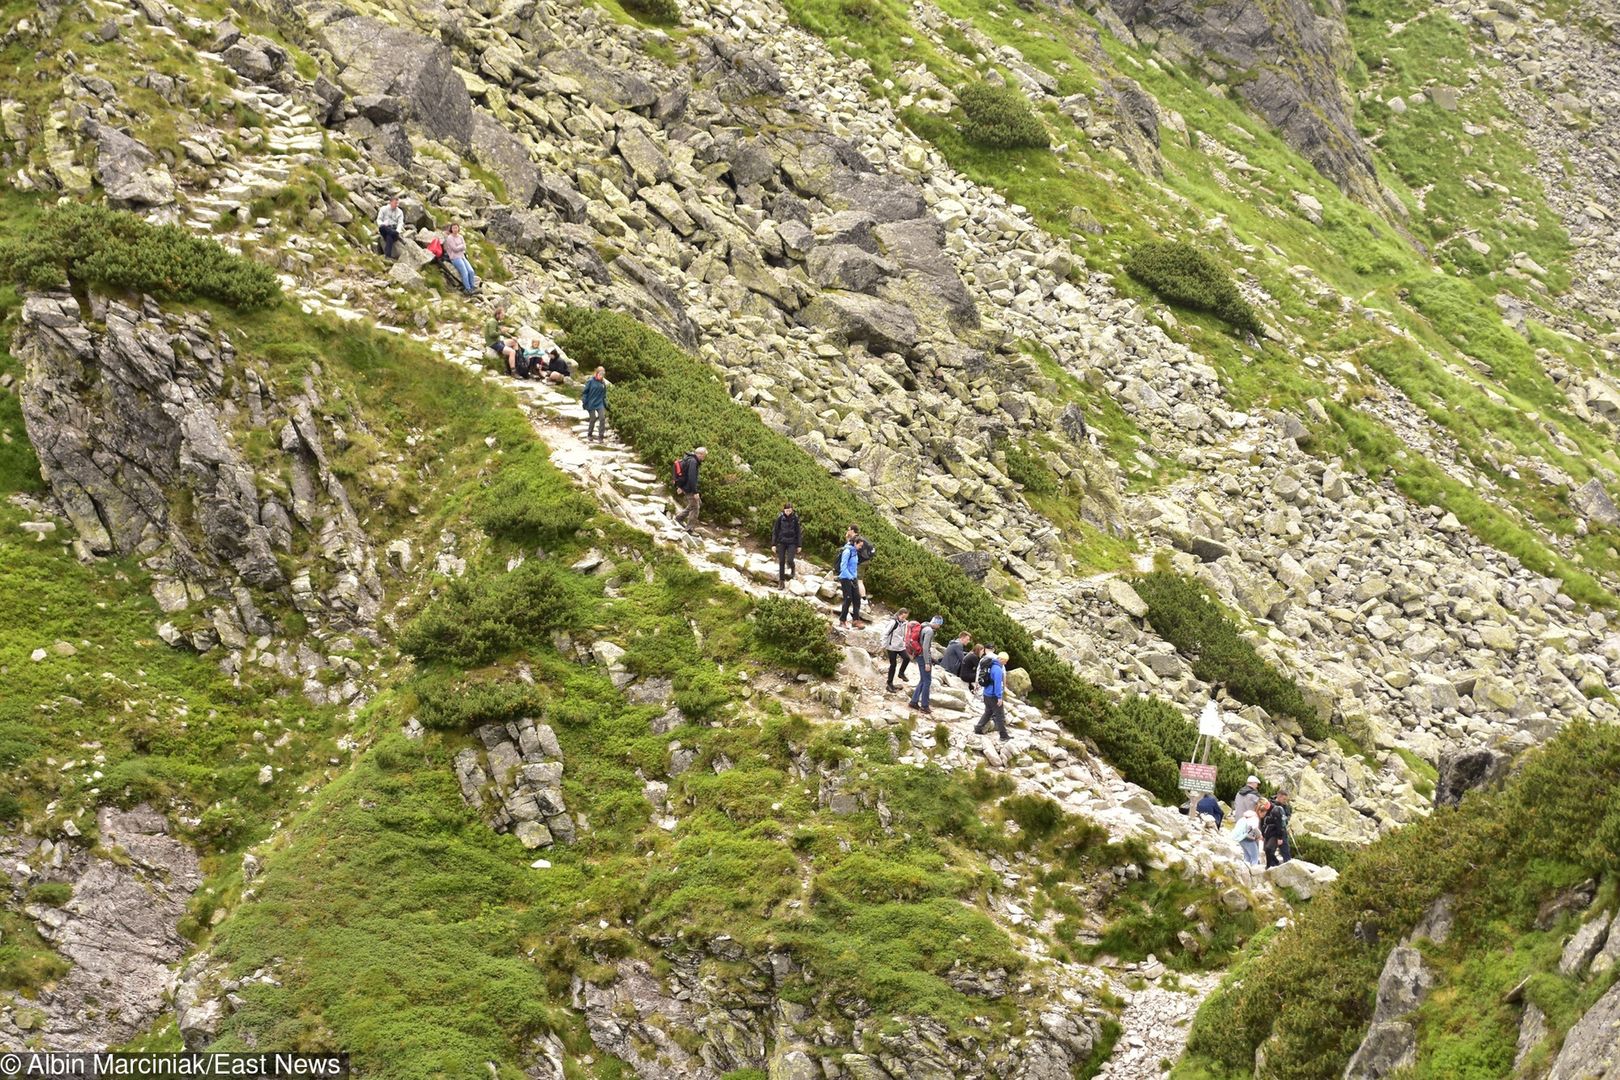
(582, 366), (608, 441)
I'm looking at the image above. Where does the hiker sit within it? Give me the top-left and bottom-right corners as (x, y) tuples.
(908, 616), (944, 714)
(940, 632), (971, 682)
(964, 643), (989, 689)
(1195, 792), (1224, 830)
(582, 366), (609, 440)
(1262, 790), (1293, 867)
(672, 447), (706, 532)
(1232, 775), (1262, 821)
(881, 609), (912, 692)
(771, 503), (801, 587)
(973, 651), (1009, 741)
(543, 347), (571, 384)
(376, 196), (404, 259)
(485, 306), (517, 375)
(837, 531), (864, 628)
(443, 223), (477, 294)
(1232, 800), (1263, 866)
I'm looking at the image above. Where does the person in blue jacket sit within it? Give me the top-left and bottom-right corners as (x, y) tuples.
(836, 531), (864, 628)
(973, 651), (1009, 741)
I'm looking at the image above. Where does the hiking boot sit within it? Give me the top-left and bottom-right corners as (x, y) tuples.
(918, 707), (932, 716)
(885, 684), (896, 693)
(852, 620), (866, 629)
(998, 735), (1012, 743)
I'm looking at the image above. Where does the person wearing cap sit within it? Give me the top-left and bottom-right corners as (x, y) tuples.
(908, 616), (944, 714)
(973, 651), (1010, 741)
(1232, 775), (1262, 821)
(772, 503), (801, 587)
(1262, 790), (1292, 867)
(673, 447), (707, 531)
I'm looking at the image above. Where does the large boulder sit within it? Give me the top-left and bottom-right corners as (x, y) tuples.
(805, 244), (897, 293)
(541, 48), (657, 112)
(470, 114), (538, 207)
(92, 123), (174, 207)
(320, 15), (473, 149)
(1434, 746), (1511, 809)
(1549, 980), (1620, 1080)
(874, 218), (979, 329)
(801, 292), (920, 357)
(1343, 943), (1433, 1079)
(1571, 478), (1619, 525)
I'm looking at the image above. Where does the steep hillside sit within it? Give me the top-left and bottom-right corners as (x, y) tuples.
(1, 0), (1618, 1073)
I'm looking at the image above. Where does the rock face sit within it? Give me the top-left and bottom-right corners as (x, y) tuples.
(453, 717), (576, 848)
(0, 807), (200, 1049)
(91, 122), (174, 207)
(317, 14), (473, 149)
(1343, 897), (1451, 1080)
(14, 293), (383, 668)
(1550, 979), (1620, 1080)
(1434, 746), (1511, 808)
(1103, 0), (1381, 207)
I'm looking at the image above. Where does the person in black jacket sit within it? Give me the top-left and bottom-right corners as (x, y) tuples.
(772, 503), (801, 587)
(673, 447), (707, 531)
(940, 632), (971, 680)
(1261, 790), (1292, 867)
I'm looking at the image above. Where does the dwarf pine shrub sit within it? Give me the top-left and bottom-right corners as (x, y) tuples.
(475, 463), (595, 546)
(400, 562), (579, 667)
(623, 0), (681, 22)
(1125, 240), (1263, 336)
(0, 203), (280, 309)
(753, 595), (842, 676)
(412, 674), (546, 732)
(1134, 571), (1324, 739)
(958, 81), (1051, 150)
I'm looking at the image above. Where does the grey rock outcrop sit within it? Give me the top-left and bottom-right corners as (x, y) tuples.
(318, 14), (473, 149)
(1344, 897), (1451, 1080)
(1549, 979), (1620, 1080)
(1434, 746), (1511, 808)
(91, 122), (174, 207)
(0, 806), (200, 1049)
(1103, 0), (1381, 207)
(15, 292), (383, 660)
(453, 717), (575, 848)
(471, 113), (539, 208)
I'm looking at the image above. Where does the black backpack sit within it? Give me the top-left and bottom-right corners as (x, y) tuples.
(976, 655), (994, 688)
(856, 539), (874, 562)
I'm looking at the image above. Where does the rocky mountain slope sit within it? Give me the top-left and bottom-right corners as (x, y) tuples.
(1, 0), (1618, 1073)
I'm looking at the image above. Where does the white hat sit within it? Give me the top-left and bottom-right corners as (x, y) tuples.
(1247, 775), (1260, 786)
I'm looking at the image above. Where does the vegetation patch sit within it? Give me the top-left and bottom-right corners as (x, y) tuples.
(752, 595), (842, 676)
(1133, 571), (1325, 739)
(1125, 242), (1264, 337)
(958, 81), (1051, 149)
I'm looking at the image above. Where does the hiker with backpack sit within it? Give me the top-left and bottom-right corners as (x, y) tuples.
(907, 616), (944, 714)
(582, 367), (609, 441)
(1232, 775), (1262, 821)
(837, 531), (864, 628)
(444, 223), (477, 294)
(881, 608), (912, 692)
(1232, 799), (1264, 866)
(972, 651), (1009, 741)
(485, 306), (518, 376)
(376, 196), (404, 259)
(963, 643), (988, 689)
(1262, 790), (1293, 867)
(772, 503), (801, 587)
(672, 448), (706, 532)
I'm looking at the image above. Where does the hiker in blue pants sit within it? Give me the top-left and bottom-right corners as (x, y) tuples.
(908, 616), (944, 715)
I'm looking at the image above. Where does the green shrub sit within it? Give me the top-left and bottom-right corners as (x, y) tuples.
(412, 675), (546, 732)
(1003, 794), (1062, 840)
(752, 595), (842, 676)
(1125, 241), (1263, 336)
(474, 464), (595, 546)
(999, 439), (1060, 496)
(400, 562), (580, 667)
(550, 307), (1248, 803)
(958, 81), (1051, 150)
(622, 0), (681, 22)
(26, 882), (72, 907)
(1134, 571), (1325, 740)
(0, 202), (280, 310)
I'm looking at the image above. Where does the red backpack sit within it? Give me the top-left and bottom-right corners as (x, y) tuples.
(425, 236), (445, 259)
(671, 457), (685, 487)
(904, 621), (924, 658)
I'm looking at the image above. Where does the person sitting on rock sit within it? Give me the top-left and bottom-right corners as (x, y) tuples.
(543, 347), (572, 384)
(485, 306), (517, 375)
(443, 223), (477, 294)
(376, 196), (404, 259)
(582, 366), (609, 441)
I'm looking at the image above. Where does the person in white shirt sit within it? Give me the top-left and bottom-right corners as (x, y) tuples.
(376, 197), (405, 259)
